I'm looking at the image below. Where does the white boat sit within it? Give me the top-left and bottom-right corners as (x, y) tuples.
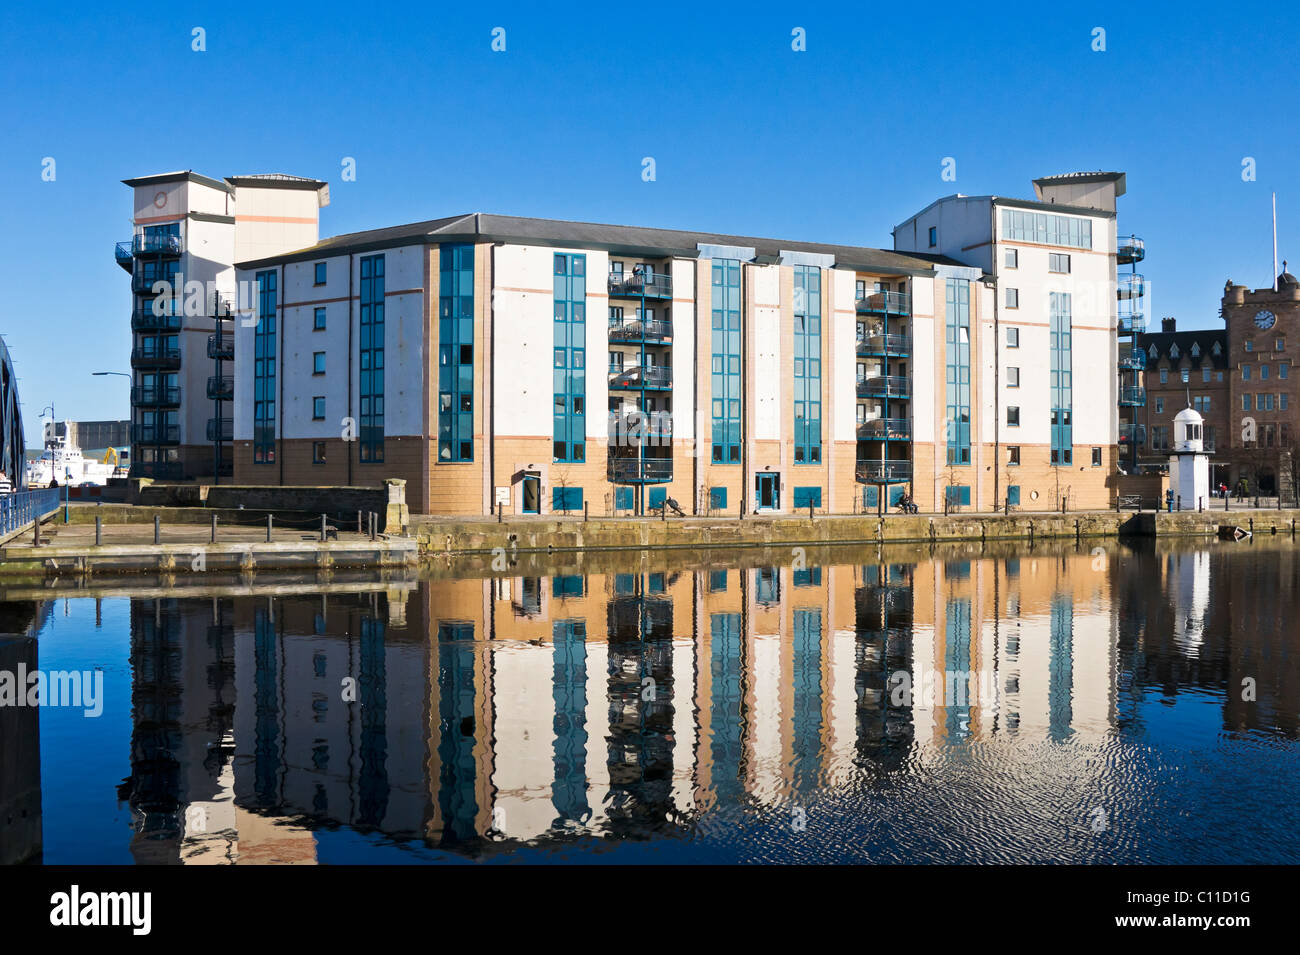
(26, 431), (126, 487)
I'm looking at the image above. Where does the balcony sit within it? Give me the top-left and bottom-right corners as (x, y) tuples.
(608, 272), (672, 300)
(858, 417), (911, 441)
(1117, 273), (1146, 300)
(1117, 235), (1145, 265)
(114, 242), (133, 270)
(131, 345), (181, 370)
(207, 333), (234, 360)
(1118, 309), (1147, 335)
(609, 411), (673, 446)
(131, 423), (180, 445)
(857, 375), (910, 398)
(1119, 423), (1147, 446)
(609, 364), (673, 391)
(1118, 386), (1147, 407)
(131, 306), (182, 332)
(855, 459), (913, 483)
(130, 461), (183, 480)
(207, 375), (234, 400)
(129, 233), (184, 257)
(132, 272), (177, 295)
(856, 290), (911, 316)
(857, 332), (910, 357)
(131, 385), (181, 406)
(608, 456), (673, 484)
(1118, 350), (1147, 371)
(608, 316), (672, 344)
(206, 417), (233, 442)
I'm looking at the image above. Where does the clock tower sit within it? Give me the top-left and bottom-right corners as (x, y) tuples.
(1221, 267), (1300, 499)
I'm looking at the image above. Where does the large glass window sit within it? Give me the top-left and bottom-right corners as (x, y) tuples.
(711, 259), (742, 463)
(359, 254), (385, 462)
(553, 253), (586, 462)
(1050, 292), (1073, 465)
(1001, 209), (1093, 249)
(792, 266), (822, 464)
(253, 269), (277, 463)
(438, 245), (474, 462)
(945, 278), (971, 465)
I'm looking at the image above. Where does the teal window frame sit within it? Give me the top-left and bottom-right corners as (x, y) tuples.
(314, 307), (326, 330)
(614, 486), (634, 510)
(312, 396), (325, 420)
(648, 486), (666, 510)
(1050, 291), (1073, 465)
(792, 266), (822, 464)
(314, 262), (327, 285)
(552, 253), (586, 463)
(792, 486), (822, 509)
(1006, 485), (1020, 506)
(312, 351), (325, 375)
(253, 269), (277, 464)
(438, 244), (474, 462)
(709, 486), (727, 510)
(945, 484), (971, 506)
(359, 254), (385, 463)
(945, 278), (971, 465)
(711, 259), (742, 463)
(552, 486), (583, 513)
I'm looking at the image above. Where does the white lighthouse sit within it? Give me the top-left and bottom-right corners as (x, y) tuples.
(1169, 406), (1211, 509)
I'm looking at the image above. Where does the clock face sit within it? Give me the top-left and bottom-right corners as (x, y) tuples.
(1254, 309), (1276, 330)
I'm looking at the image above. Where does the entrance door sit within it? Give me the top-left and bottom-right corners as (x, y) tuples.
(522, 474), (540, 514)
(756, 473), (780, 510)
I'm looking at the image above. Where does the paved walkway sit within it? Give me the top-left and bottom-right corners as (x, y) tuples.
(6, 521), (383, 552)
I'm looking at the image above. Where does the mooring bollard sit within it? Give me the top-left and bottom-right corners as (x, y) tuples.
(808, 503), (814, 520)
(211, 514), (217, 543)
(584, 502), (589, 523)
(1198, 497), (1203, 513)
(95, 515), (102, 546)
(357, 510), (363, 535)
(497, 501), (503, 524)
(154, 515), (161, 545)
(33, 515), (39, 547)
(266, 514), (273, 543)
(1249, 517), (1254, 535)
(320, 513), (327, 542)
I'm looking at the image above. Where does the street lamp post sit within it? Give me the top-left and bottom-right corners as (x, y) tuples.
(93, 371), (131, 477)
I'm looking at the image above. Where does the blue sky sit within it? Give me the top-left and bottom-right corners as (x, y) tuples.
(1, 1), (1296, 443)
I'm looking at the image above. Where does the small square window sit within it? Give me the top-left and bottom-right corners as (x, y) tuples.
(1091, 447), (1102, 467)
(1245, 340), (1253, 352)
(314, 262), (327, 285)
(1006, 327), (1019, 348)
(1007, 445), (1021, 465)
(1005, 288), (1019, 308)
(1006, 366), (1020, 387)
(1048, 253), (1071, 273)
(928, 226), (937, 248)
(312, 396), (325, 420)
(1276, 338), (1285, 351)
(1007, 406), (1020, 426)
(312, 441), (326, 465)
(313, 352), (326, 375)
(314, 308), (326, 330)
(1004, 248), (1018, 269)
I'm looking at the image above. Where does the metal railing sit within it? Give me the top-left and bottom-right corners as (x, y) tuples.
(207, 375), (234, 400)
(857, 374), (910, 398)
(855, 459), (913, 483)
(857, 332), (910, 356)
(608, 272), (673, 299)
(1118, 386), (1147, 407)
(1117, 273), (1146, 299)
(131, 385), (181, 406)
(858, 417), (911, 440)
(1119, 423), (1146, 445)
(608, 412), (673, 445)
(0, 488), (62, 540)
(856, 290), (911, 315)
(128, 233), (184, 256)
(206, 417), (233, 441)
(1117, 235), (1145, 264)
(132, 272), (178, 294)
(131, 423), (181, 444)
(608, 317), (673, 343)
(609, 364), (673, 389)
(207, 333), (234, 359)
(608, 456), (674, 484)
(130, 461), (183, 480)
(131, 345), (181, 368)
(131, 306), (182, 332)
(1118, 351), (1147, 370)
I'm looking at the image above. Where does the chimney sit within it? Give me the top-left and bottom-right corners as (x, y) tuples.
(1161, 317), (1177, 333)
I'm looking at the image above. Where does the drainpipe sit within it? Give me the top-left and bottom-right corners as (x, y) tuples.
(346, 253), (354, 486)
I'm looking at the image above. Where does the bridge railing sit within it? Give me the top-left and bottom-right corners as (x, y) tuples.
(0, 487), (63, 543)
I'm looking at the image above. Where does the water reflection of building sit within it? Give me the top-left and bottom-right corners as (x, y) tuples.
(107, 551), (1151, 857)
(0, 600), (49, 864)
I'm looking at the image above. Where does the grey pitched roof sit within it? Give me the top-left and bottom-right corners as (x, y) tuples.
(1136, 328), (1229, 369)
(236, 211), (961, 274)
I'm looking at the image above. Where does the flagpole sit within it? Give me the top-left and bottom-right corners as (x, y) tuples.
(1273, 192), (1279, 291)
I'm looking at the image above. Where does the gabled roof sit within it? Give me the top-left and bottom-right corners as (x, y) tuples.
(236, 211), (965, 274)
(1136, 328), (1229, 369)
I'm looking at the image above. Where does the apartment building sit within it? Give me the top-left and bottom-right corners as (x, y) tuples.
(893, 172), (1128, 511)
(118, 171), (329, 479)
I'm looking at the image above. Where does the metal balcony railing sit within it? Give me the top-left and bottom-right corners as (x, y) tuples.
(857, 375), (910, 398)
(129, 233), (183, 256)
(856, 290), (911, 315)
(207, 333), (234, 359)
(609, 364), (673, 390)
(1117, 235), (1145, 265)
(857, 332), (910, 357)
(206, 417), (233, 442)
(608, 412), (673, 446)
(207, 375), (234, 400)
(858, 417), (911, 440)
(132, 272), (177, 294)
(608, 456), (673, 484)
(1118, 351), (1147, 371)
(131, 306), (182, 332)
(1118, 273), (1146, 299)
(130, 461), (183, 480)
(855, 459), (913, 483)
(608, 316), (673, 343)
(131, 345), (181, 369)
(1119, 423), (1146, 446)
(114, 241), (133, 268)
(131, 423), (180, 444)
(131, 385), (181, 406)
(1118, 386), (1147, 407)
(1118, 310), (1147, 334)
(608, 272), (672, 299)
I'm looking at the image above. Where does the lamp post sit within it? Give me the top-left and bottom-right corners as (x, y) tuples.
(93, 371), (131, 477)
